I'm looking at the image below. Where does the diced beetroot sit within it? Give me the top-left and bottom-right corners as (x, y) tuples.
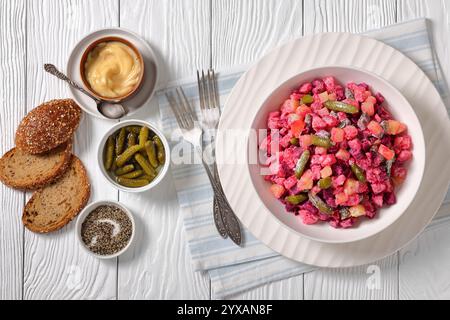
(323, 76), (336, 91)
(397, 150), (412, 162)
(394, 135), (412, 151)
(299, 82), (313, 94)
(340, 218), (355, 228)
(316, 107), (330, 117)
(312, 116), (327, 131)
(345, 194), (361, 206)
(371, 183), (386, 194)
(298, 210), (319, 225)
(311, 101), (323, 112)
(331, 127), (345, 143)
(311, 165), (322, 180)
(315, 147), (327, 155)
(384, 192), (397, 205)
(322, 154), (337, 167)
(283, 175), (297, 190)
(273, 177), (285, 186)
(312, 79), (325, 94)
(375, 92), (385, 104)
(357, 181), (369, 193)
(343, 125), (358, 140)
(332, 174), (347, 187)
(348, 138), (362, 153)
(323, 115), (339, 127)
(270, 184), (285, 199)
(318, 91), (329, 103)
(333, 85), (345, 100)
(290, 92), (302, 101)
(372, 194), (384, 207)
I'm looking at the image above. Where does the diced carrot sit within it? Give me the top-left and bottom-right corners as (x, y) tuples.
(344, 178), (359, 196)
(335, 149), (350, 161)
(385, 120), (407, 135)
(270, 184), (285, 199)
(320, 166), (332, 178)
(378, 144), (395, 160)
(367, 120), (384, 137)
(290, 119), (305, 137)
(361, 102), (375, 116)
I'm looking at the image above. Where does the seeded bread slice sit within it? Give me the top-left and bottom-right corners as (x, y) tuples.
(0, 141), (72, 190)
(15, 99), (81, 154)
(23, 155), (91, 233)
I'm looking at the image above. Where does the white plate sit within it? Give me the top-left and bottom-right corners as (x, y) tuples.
(216, 32), (450, 267)
(67, 28), (158, 119)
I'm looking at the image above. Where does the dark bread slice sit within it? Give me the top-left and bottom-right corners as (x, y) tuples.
(15, 99), (81, 154)
(0, 141), (72, 190)
(23, 155), (91, 233)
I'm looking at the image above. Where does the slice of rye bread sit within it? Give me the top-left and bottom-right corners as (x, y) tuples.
(23, 155), (91, 233)
(15, 99), (81, 154)
(0, 141), (72, 190)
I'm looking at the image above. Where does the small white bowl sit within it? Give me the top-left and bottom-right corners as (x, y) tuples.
(76, 200), (135, 259)
(98, 119), (170, 193)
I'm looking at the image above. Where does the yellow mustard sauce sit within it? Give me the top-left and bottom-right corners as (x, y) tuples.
(85, 41), (141, 99)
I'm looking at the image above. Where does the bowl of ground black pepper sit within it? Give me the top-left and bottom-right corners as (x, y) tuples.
(76, 201), (135, 259)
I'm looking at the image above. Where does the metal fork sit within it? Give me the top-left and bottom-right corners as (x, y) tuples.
(165, 87), (242, 246)
(197, 69), (227, 239)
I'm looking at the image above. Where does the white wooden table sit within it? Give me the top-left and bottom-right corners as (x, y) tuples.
(1, 0), (450, 300)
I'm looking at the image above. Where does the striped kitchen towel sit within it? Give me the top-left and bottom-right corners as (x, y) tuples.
(157, 18), (449, 299)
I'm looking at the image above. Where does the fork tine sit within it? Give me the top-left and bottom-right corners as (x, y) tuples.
(176, 87), (196, 128)
(210, 69), (220, 111)
(201, 70), (211, 109)
(175, 88), (191, 127)
(165, 92), (187, 129)
(206, 70), (214, 110)
(178, 87), (198, 122)
(197, 70), (207, 111)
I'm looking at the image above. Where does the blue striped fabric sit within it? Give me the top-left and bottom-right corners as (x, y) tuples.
(156, 19), (449, 299)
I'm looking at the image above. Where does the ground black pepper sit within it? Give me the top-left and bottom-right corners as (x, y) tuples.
(81, 205), (132, 255)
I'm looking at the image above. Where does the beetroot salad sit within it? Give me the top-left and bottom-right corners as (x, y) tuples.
(260, 76), (413, 228)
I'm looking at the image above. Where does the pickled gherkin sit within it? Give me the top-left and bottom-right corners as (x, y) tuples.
(115, 164), (134, 176)
(116, 144), (143, 167)
(324, 101), (359, 114)
(120, 170), (144, 179)
(285, 194), (308, 205)
(115, 128), (127, 155)
(117, 177), (150, 188)
(308, 192), (333, 215)
(104, 136), (115, 170)
(145, 140), (159, 168)
(153, 136), (165, 164)
(134, 153), (156, 176)
(295, 150), (310, 179)
(139, 126), (150, 146)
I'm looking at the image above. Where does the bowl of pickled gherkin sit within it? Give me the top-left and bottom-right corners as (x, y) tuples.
(98, 120), (169, 192)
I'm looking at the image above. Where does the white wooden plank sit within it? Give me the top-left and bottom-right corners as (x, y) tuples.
(396, 0), (450, 300)
(23, 0), (119, 300)
(399, 217), (450, 299)
(228, 275), (303, 300)
(304, 256), (398, 300)
(212, 0), (304, 299)
(117, 0), (211, 299)
(0, 0), (26, 300)
(302, 0), (399, 300)
(304, 0), (397, 34)
(212, 0), (303, 71)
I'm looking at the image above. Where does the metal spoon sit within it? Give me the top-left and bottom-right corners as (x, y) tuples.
(44, 64), (127, 119)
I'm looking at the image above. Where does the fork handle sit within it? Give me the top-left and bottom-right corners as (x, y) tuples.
(197, 149), (242, 246)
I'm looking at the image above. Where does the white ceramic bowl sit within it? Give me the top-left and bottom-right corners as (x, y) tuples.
(249, 66), (425, 244)
(98, 119), (170, 193)
(76, 200), (135, 259)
